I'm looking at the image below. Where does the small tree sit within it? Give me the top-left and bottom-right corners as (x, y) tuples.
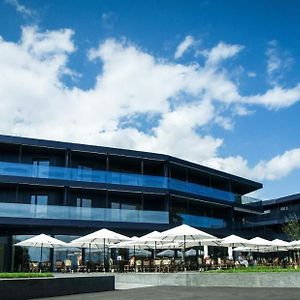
(282, 218), (300, 241)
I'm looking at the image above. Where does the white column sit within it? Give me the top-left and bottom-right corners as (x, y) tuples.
(228, 247), (233, 259)
(204, 245), (209, 258)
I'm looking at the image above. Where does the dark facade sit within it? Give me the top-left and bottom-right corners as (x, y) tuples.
(0, 134), (265, 271)
(243, 193), (300, 238)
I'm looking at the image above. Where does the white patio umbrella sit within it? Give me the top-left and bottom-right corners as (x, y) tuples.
(269, 239), (290, 252)
(131, 231), (163, 258)
(109, 236), (140, 249)
(248, 237), (273, 254)
(221, 235), (251, 259)
(249, 237), (272, 247)
(288, 240), (300, 249)
(153, 224), (215, 264)
(233, 246), (271, 253)
(157, 249), (182, 257)
(221, 235), (251, 248)
(174, 238), (221, 248)
(15, 234), (68, 266)
(70, 228), (130, 270)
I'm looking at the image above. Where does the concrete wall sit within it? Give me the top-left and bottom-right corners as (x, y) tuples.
(0, 275), (115, 300)
(115, 272), (300, 288)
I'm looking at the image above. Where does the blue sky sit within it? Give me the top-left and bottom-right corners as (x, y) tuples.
(1, 0), (300, 199)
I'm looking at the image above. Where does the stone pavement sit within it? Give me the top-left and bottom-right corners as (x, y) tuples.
(38, 286), (300, 300)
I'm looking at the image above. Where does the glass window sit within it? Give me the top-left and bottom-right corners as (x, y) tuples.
(121, 203), (137, 210)
(31, 195), (48, 205)
(280, 206), (288, 211)
(30, 195), (48, 217)
(76, 197), (92, 208)
(32, 159), (49, 178)
(77, 165), (92, 181)
(111, 202), (120, 209)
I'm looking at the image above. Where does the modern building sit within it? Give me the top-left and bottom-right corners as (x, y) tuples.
(243, 193), (300, 238)
(0, 134), (293, 272)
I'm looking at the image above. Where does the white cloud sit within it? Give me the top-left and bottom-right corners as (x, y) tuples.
(174, 35), (194, 59)
(247, 71), (256, 78)
(266, 41), (281, 76)
(245, 84), (300, 109)
(207, 149), (300, 182)
(204, 42), (244, 66)
(5, 0), (34, 18)
(266, 40), (294, 85)
(1, 26), (300, 184)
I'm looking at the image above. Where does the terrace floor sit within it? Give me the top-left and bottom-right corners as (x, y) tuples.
(38, 286), (300, 300)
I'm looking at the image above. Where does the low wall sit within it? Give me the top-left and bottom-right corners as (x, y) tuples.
(115, 272), (300, 288)
(0, 275), (115, 300)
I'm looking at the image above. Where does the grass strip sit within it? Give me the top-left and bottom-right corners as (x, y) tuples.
(0, 273), (53, 278)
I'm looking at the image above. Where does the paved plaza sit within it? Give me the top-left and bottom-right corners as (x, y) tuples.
(39, 286), (300, 300)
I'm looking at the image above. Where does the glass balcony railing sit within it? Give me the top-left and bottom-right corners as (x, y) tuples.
(0, 161), (236, 203)
(0, 202), (169, 224)
(178, 213), (227, 229)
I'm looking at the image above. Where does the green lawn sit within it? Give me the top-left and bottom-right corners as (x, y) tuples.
(0, 273), (54, 278)
(206, 266), (300, 273)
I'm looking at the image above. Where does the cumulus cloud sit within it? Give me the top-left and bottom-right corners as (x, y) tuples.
(174, 35), (195, 59)
(207, 149), (300, 181)
(1, 26), (300, 183)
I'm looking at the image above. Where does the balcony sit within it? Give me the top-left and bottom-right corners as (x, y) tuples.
(0, 202), (169, 224)
(243, 209), (300, 227)
(0, 161), (236, 203)
(177, 213), (226, 229)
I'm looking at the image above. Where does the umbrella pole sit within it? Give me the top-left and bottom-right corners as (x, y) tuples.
(183, 235), (186, 271)
(89, 243), (91, 270)
(154, 241), (156, 259)
(40, 243), (43, 273)
(103, 239), (106, 272)
(134, 245), (136, 271)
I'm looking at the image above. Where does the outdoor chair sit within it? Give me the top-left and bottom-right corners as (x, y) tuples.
(174, 259), (184, 272)
(124, 256), (135, 272)
(29, 261), (39, 273)
(77, 263), (87, 272)
(142, 259), (151, 272)
(63, 259), (72, 272)
(41, 261), (51, 272)
(135, 259), (143, 272)
(161, 259), (171, 273)
(55, 260), (64, 272)
(153, 259), (162, 272)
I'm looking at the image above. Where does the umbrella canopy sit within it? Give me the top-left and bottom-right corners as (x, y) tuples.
(70, 228), (130, 271)
(140, 231), (161, 239)
(249, 237), (272, 246)
(233, 246), (272, 253)
(15, 234), (68, 248)
(174, 238), (221, 248)
(220, 235), (251, 248)
(270, 239), (290, 247)
(155, 224), (215, 242)
(71, 228), (130, 245)
(157, 249), (182, 257)
(153, 224), (215, 264)
(110, 236), (142, 249)
(68, 241), (105, 249)
(15, 234), (68, 266)
(268, 239), (290, 252)
(289, 240), (300, 249)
